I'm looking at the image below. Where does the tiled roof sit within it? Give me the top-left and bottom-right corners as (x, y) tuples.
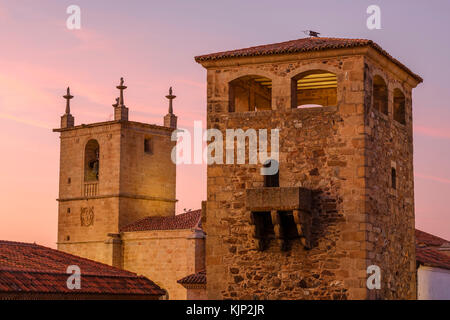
(415, 229), (449, 248)
(0, 240), (164, 296)
(416, 247), (450, 271)
(177, 270), (206, 285)
(415, 229), (450, 270)
(195, 37), (422, 83)
(120, 209), (201, 232)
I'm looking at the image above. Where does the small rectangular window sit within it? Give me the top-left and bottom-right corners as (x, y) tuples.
(144, 138), (153, 154)
(67, 208), (71, 214)
(67, 177), (71, 184)
(391, 168), (397, 190)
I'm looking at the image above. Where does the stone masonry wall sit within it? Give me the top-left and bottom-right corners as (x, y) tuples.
(122, 229), (200, 300)
(205, 54), (369, 299)
(56, 121), (176, 266)
(363, 57), (416, 299)
(202, 48), (419, 300)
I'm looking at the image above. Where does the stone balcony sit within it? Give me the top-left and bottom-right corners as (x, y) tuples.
(245, 186), (313, 250)
(245, 186), (311, 212)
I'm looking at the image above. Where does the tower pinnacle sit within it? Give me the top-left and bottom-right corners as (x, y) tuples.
(113, 77), (129, 121)
(116, 77), (127, 107)
(165, 86), (176, 114)
(164, 86), (177, 129)
(61, 87), (74, 128)
(63, 87), (74, 114)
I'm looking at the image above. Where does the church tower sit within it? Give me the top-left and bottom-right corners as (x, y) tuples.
(196, 37), (422, 300)
(54, 79), (177, 266)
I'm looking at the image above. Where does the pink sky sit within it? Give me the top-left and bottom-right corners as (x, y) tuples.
(0, 1), (449, 247)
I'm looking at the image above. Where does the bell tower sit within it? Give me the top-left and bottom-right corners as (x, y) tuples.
(54, 79), (177, 266)
(196, 37), (422, 300)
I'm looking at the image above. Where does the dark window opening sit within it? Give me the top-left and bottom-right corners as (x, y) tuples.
(229, 75), (272, 112)
(279, 211), (300, 251)
(263, 160), (279, 187)
(373, 75), (388, 115)
(66, 235), (70, 241)
(394, 89), (406, 125)
(67, 177), (71, 184)
(252, 211), (274, 251)
(84, 139), (99, 182)
(291, 70), (337, 108)
(67, 208), (71, 214)
(391, 168), (397, 190)
(144, 138), (153, 154)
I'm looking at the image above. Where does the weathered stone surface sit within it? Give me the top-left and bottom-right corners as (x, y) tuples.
(199, 46), (420, 300)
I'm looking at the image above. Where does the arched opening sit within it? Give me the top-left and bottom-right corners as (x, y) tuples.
(84, 139), (99, 182)
(229, 75), (272, 112)
(393, 89), (406, 125)
(291, 70), (337, 108)
(373, 75), (388, 115)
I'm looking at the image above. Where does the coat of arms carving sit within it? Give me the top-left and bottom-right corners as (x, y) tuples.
(80, 207), (94, 227)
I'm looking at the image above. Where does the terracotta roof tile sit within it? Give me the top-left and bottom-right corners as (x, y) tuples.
(120, 209), (201, 232)
(195, 37), (422, 83)
(415, 229), (450, 270)
(416, 247), (450, 270)
(0, 240), (164, 296)
(177, 270), (206, 285)
(415, 229), (449, 248)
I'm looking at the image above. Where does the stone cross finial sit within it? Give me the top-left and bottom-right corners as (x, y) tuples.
(165, 86), (176, 114)
(116, 77), (127, 107)
(63, 87), (74, 114)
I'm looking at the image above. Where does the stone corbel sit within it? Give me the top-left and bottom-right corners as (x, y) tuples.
(271, 210), (284, 250)
(249, 211), (264, 251)
(293, 209), (312, 249)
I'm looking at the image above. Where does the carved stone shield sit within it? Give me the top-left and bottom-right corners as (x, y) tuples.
(80, 207), (94, 227)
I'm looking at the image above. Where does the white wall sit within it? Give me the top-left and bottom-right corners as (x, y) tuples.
(418, 266), (450, 300)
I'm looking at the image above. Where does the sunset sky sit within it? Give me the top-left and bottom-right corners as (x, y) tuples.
(0, 0), (449, 247)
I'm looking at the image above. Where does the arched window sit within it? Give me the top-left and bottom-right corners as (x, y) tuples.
(393, 89), (406, 125)
(229, 75), (272, 112)
(373, 75), (388, 115)
(291, 70), (337, 108)
(84, 139), (99, 182)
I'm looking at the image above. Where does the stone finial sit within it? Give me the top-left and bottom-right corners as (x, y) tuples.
(165, 86), (176, 114)
(164, 86), (177, 129)
(114, 78), (129, 121)
(116, 77), (127, 107)
(61, 87), (75, 128)
(63, 87), (74, 115)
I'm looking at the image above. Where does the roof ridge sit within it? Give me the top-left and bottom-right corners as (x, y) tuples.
(0, 268), (144, 279)
(0, 240), (141, 277)
(194, 37), (422, 83)
(416, 229), (450, 243)
(120, 209), (202, 232)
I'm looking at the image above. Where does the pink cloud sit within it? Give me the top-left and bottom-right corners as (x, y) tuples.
(415, 172), (450, 185)
(414, 125), (450, 140)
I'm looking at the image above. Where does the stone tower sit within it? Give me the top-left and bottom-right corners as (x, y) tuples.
(53, 80), (177, 266)
(196, 37), (422, 299)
